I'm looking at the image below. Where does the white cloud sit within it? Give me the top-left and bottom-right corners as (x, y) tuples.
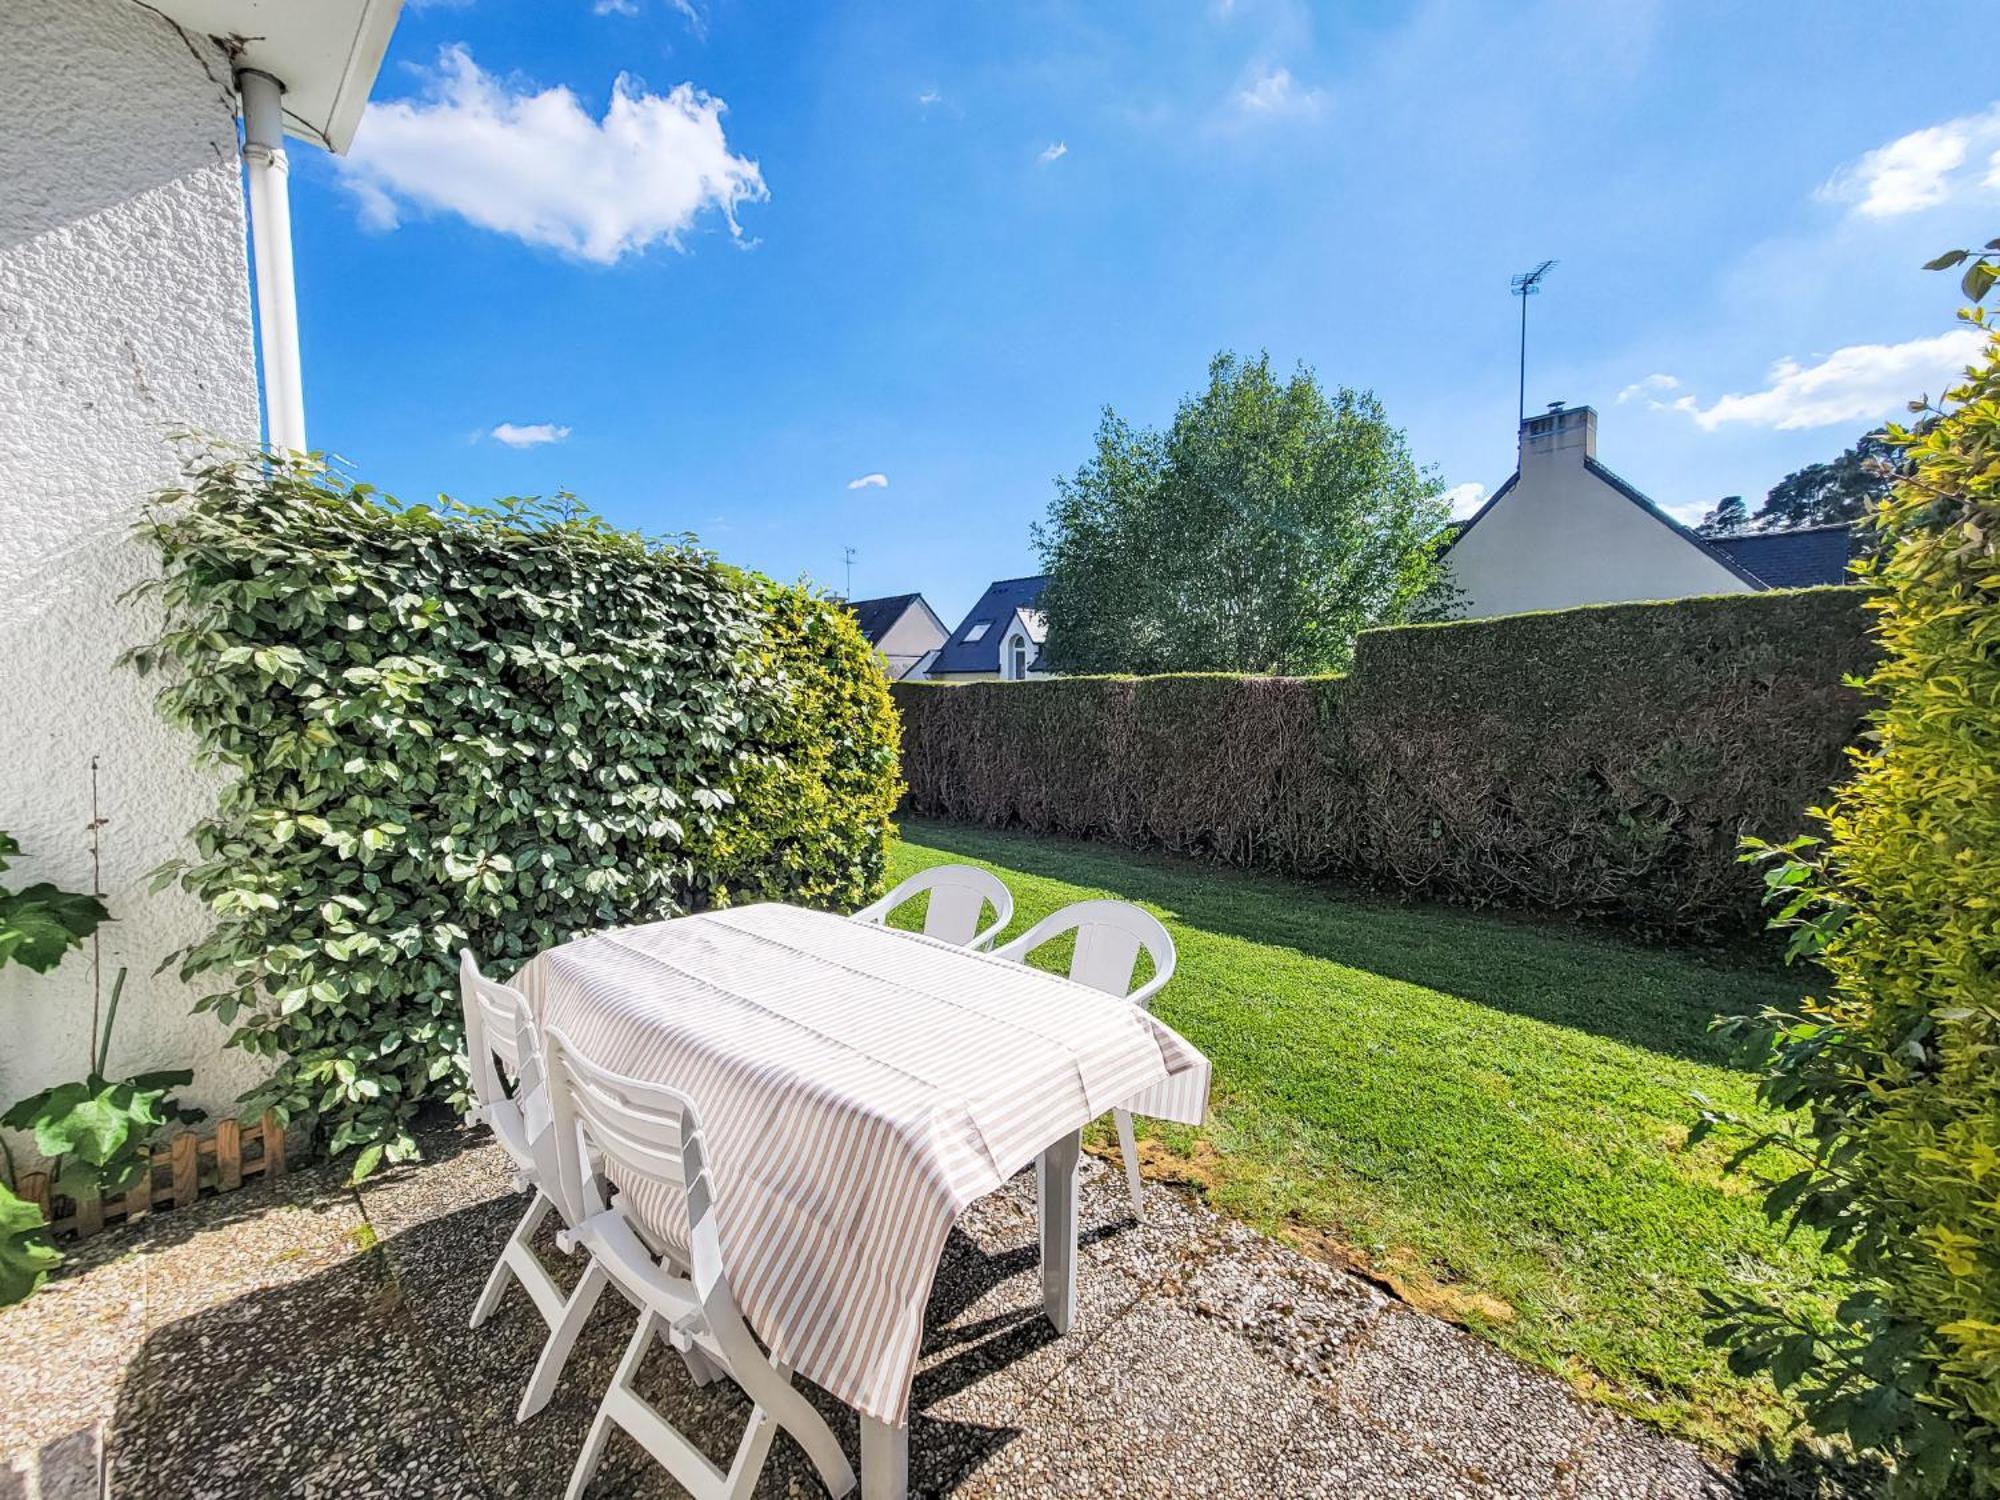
(1037, 141), (1068, 164)
(491, 421), (571, 447)
(917, 88), (941, 108)
(1616, 373), (1680, 404)
(1439, 482), (1486, 520)
(1234, 67), (1325, 121)
(341, 46), (764, 263)
(1822, 104), (2000, 218)
(1665, 329), (1985, 432)
(846, 472), (889, 490)
(593, 0), (703, 27)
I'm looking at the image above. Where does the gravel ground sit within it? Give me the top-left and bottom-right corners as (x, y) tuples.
(1, 1125), (1738, 1498)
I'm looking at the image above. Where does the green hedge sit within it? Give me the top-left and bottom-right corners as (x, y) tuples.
(895, 587), (1873, 934)
(131, 449), (900, 1173)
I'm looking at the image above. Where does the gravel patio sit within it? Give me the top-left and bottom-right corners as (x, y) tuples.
(1, 1123), (1736, 1499)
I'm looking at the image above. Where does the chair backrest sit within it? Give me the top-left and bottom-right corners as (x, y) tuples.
(990, 899), (1177, 1009)
(459, 949), (547, 1169)
(850, 864), (1014, 949)
(542, 1024), (716, 1249)
(461, 949), (530, 1106)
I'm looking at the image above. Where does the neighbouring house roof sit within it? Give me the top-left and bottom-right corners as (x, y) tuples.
(1710, 523), (1859, 589)
(846, 593), (944, 647)
(1442, 460), (1769, 591)
(933, 575), (1049, 674)
(146, 0), (403, 153)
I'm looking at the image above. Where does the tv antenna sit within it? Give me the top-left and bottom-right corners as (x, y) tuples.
(1510, 260), (1557, 426)
(842, 545), (856, 600)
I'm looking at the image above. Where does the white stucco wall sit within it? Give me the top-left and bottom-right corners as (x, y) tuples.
(1, 0), (267, 1141)
(1447, 411), (1752, 620)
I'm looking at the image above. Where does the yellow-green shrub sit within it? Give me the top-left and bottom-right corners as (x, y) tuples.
(1708, 310), (2000, 1493)
(695, 581), (902, 909)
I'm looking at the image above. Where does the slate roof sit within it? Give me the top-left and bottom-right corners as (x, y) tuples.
(1710, 524), (1858, 589)
(846, 593), (928, 646)
(932, 575), (1049, 674)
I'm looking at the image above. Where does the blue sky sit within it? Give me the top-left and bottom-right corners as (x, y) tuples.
(290, 0), (1999, 628)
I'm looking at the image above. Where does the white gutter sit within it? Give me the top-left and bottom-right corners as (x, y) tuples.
(237, 68), (308, 454)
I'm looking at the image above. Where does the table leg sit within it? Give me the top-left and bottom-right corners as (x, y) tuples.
(860, 1414), (908, 1499)
(1038, 1128), (1082, 1334)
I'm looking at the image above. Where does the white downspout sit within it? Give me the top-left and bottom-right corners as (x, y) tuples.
(237, 68), (308, 454)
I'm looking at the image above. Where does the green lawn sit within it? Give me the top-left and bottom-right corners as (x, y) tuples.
(888, 817), (1832, 1452)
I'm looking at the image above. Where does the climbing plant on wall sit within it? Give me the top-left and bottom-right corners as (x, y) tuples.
(129, 447), (900, 1178)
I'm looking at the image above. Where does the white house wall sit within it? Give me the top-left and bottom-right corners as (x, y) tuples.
(1, 0), (267, 1135)
(872, 605), (947, 680)
(1447, 465), (1751, 619)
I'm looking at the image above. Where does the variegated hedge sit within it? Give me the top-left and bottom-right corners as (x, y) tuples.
(129, 448), (899, 1177)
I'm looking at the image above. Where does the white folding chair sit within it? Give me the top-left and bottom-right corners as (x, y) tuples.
(992, 901), (1178, 1222)
(459, 950), (606, 1422)
(850, 863), (1014, 949)
(543, 1025), (858, 1500)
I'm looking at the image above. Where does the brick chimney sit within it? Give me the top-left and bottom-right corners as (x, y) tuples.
(1519, 400), (1596, 476)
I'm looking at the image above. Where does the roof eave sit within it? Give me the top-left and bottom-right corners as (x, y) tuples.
(319, 0), (402, 154)
(145, 0), (404, 155)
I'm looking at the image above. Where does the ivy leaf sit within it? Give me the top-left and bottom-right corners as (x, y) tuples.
(0, 1183), (61, 1308)
(0, 884), (110, 973)
(1, 1072), (199, 1195)
(1963, 259), (1998, 305)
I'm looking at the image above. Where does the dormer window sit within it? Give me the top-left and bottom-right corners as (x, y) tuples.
(1008, 635), (1028, 681)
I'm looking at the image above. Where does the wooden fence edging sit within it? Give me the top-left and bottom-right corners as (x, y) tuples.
(13, 1110), (289, 1241)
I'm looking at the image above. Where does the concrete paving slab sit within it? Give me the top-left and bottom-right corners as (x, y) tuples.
(0, 1120), (1749, 1499)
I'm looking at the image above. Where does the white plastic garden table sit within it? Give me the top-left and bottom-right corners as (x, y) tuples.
(514, 902), (1210, 1499)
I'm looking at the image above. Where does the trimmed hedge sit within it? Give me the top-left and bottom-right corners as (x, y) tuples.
(895, 587), (1873, 934)
(132, 449), (900, 1172)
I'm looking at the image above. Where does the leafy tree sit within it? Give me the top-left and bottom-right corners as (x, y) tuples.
(1034, 352), (1450, 675)
(1698, 495), (1750, 535)
(1754, 432), (1900, 532)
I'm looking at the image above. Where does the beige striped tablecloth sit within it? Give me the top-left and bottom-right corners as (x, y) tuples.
(513, 902), (1210, 1424)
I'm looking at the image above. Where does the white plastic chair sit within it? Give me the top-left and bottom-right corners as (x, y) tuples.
(991, 901), (1177, 1222)
(459, 950), (602, 1422)
(542, 1025), (858, 1500)
(850, 864), (1014, 950)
